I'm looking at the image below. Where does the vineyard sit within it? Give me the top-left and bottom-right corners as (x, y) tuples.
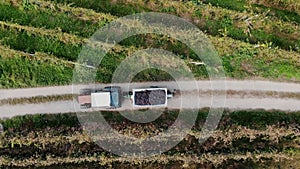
(0, 0), (300, 168)
(0, 0), (300, 88)
(0, 110), (299, 168)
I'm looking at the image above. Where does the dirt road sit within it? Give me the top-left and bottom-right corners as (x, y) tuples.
(0, 80), (299, 118)
(1, 80), (300, 99)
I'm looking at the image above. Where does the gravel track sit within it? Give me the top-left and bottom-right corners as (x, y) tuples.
(1, 80), (300, 99)
(0, 80), (300, 118)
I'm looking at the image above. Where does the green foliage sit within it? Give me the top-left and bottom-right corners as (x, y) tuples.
(0, 0), (298, 87)
(22, 0), (32, 10)
(81, 0), (300, 52)
(50, 0), (148, 16)
(0, 28), (81, 61)
(132, 68), (175, 82)
(0, 55), (73, 88)
(203, 16), (299, 51)
(230, 110), (300, 128)
(200, 0), (248, 11)
(0, 3), (99, 37)
(0, 113), (80, 132)
(202, 0), (300, 24)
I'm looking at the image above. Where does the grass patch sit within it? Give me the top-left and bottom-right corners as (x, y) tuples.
(0, 55), (73, 88)
(51, 0), (300, 52)
(248, 0), (300, 15)
(229, 110), (300, 128)
(0, 113), (80, 132)
(202, 0), (300, 24)
(49, 0), (150, 17)
(0, 0), (299, 88)
(0, 27), (81, 61)
(0, 2), (100, 37)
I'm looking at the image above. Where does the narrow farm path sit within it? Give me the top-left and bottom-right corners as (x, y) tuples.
(0, 80), (300, 118)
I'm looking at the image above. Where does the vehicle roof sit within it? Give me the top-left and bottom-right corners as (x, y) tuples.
(110, 91), (120, 107)
(104, 87), (121, 107)
(91, 92), (111, 107)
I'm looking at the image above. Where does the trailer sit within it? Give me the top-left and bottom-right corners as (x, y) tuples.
(78, 86), (175, 109)
(131, 88), (168, 108)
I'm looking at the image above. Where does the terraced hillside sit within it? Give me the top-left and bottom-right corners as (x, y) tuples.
(0, 0), (299, 168)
